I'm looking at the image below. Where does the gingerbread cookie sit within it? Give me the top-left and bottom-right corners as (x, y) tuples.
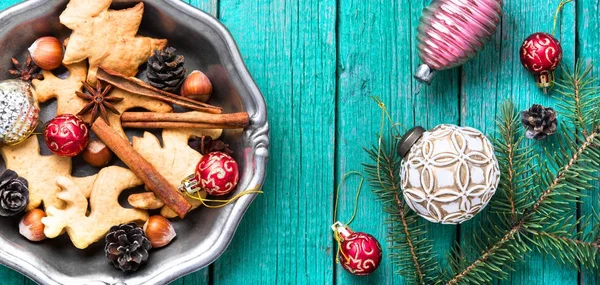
(60, 0), (167, 84)
(42, 166), (149, 249)
(0, 136), (97, 210)
(132, 127), (223, 218)
(32, 63), (174, 139)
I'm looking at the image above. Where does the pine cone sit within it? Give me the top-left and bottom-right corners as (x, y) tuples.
(146, 47), (186, 92)
(0, 169), (29, 217)
(521, 104), (558, 140)
(105, 223), (152, 272)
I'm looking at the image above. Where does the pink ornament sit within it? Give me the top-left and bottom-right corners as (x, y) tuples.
(414, 0), (503, 84)
(44, 114), (89, 157)
(520, 32), (563, 92)
(196, 151), (239, 196)
(332, 222), (382, 276)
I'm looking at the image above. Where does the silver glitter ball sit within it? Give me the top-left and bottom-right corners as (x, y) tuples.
(0, 80), (39, 145)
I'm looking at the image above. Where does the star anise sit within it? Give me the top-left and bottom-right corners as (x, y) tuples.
(193, 136), (233, 155)
(8, 55), (43, 82)
(76, 81), (123, 125)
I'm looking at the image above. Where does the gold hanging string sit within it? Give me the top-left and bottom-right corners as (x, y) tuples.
(332, 171), (365, 263)
(333, 225), (349, 263)
(29, 118), (46, 137)
(552, 0), (573, 36)
(372, 96), (404, 194)
(333, 171), (365, 226)
(333, 97), (402, 264)
(184, 185), (263, 208)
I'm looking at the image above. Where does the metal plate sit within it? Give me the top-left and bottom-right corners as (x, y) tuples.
(0, 1), (269, 284)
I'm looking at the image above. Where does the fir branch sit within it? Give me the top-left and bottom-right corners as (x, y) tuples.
(364, 138), (441, 285)
(369, 62), (600, 284)
(445, 221), (527, 285)
(490, 101), (537, 221)
(527, 214), (600, 270)
(443, 102), (539, 284)
(554, 60), (600, 135)
(530, 231), (600, 268)
(496, 102), (518, 220)
(447, 125), (600, 284)
(447, 61), (600, 284)
(529, 128), (600, 216)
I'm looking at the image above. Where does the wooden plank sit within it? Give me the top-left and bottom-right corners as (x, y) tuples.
(186, 0), (218, 17)
(460, 1), (577, 285)
(334, 0), (459, 284)
(577, 1), (600, 284)
(0, 0), (15, 9)
(212, 0), (337, 284)
(0, 266), (25, 285)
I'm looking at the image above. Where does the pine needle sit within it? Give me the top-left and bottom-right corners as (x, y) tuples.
(444, 60), (600, 284)
(363, 135), (442, 284)
(367, 60), (600, 284)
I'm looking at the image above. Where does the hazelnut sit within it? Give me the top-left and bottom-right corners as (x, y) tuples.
(180, 70), (212, 102)
(28, 37), (64, 70)
(143, 215), (176, 248)
(19, 209), (46, 242)
(82, 140), (113, 167)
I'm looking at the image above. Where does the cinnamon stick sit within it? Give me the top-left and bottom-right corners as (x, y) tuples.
(96, 67), (222, 114)
(92, 118), (192, 218)
(122, 121), (238, 129)
(121, 112), (249, 129)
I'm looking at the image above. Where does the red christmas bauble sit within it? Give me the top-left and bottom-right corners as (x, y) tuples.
(44, 114), (89, 157)
(196, 151), (239, 196)
(520, 32), (563, 90)
(332, 222), (382, 276)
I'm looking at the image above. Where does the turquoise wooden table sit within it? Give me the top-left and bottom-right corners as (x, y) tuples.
(0, 0), (598, 284)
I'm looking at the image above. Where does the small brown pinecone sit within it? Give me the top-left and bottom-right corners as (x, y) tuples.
(105, 223), (152, 272)
(521, 104), (557, 140)
(146, 47), (187, 93)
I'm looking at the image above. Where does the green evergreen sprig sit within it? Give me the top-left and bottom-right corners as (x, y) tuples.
(366, 60), (600, 284)
(364, 132), (442, 285)
(528, 214), (600, 270)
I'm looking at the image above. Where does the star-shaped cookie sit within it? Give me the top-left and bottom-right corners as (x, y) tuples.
(132, 127), (223, 218)
(0, 136), (97, 210)
(60, 0), (167, 84)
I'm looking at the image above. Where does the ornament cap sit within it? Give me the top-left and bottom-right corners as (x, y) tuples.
(178, 174), (200, 194)
(331, 221), (353, 239)
(398, 126), (426, 158)
(414, 64), (437, 85)
(534, 71), (555, 91)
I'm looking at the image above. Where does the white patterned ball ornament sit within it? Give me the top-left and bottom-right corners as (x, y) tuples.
(400, 124), (500, 224)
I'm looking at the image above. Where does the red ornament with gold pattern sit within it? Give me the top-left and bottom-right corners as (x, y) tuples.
(179, 151), (239, 196)
(44, 114), (89, 157)
(520, 32), (563, 93)
(332, 222), (382, 276)
(197, 152), (239, 196)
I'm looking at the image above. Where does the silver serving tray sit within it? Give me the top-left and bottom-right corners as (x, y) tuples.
(0, 0), (269, 284)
